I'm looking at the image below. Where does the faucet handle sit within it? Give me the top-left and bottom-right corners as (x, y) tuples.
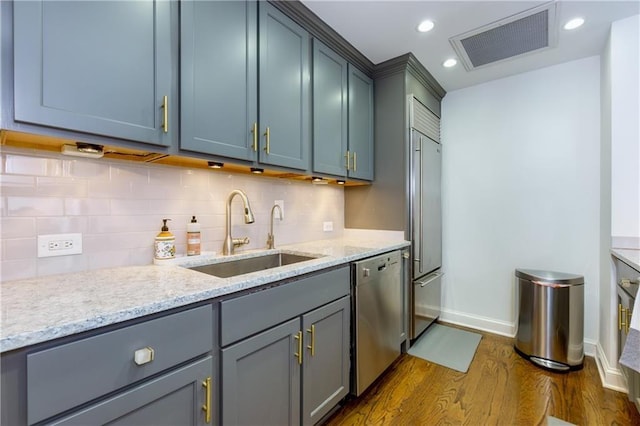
(232, 237), (250, 247)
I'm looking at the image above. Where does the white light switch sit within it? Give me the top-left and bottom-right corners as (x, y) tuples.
(323, 221), (333, 232)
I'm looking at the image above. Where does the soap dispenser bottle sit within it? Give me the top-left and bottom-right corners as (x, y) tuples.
(186, 216), (201, 256)
(154, 218), (176, 260)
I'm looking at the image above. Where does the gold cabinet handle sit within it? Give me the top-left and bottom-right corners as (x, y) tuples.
(252, 122), (258, 152)
(263, 127), (270, 154)
(202, 377), (212, 423)
(619, 304), (627, 331)
(306, 324), (315, 356)
(294, 331), (303, 365)
(344, 151), (350, 170)
(162, 95), (168, 133)
(353, 151), (357, 172)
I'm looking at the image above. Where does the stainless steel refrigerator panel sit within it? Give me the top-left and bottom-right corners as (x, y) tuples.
(411, 271), (442, 339)
(411, 129), (442, 279)
(353, 251), (402, 396)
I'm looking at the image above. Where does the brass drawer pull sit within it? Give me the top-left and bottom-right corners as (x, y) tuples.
(306, 324), (315, 356)
(161, 95), (168, 133)
(252, 122), (258, 152)
(264, 127), (270, 154)
(202, 377), (212, 423)
(294, 331), (303, 365)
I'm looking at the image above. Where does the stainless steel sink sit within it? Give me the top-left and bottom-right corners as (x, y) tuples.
(188, 253), (318, 278)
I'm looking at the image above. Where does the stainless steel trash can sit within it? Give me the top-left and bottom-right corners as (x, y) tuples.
(514, 269), (584, 371)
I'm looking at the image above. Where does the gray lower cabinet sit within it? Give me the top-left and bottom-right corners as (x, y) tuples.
(12, 0), (176, 147)
(0, 305), (216, 425)
(222, 297), (350, 426)
(180, 0), (258, 161)
(49, 356), (213, 426)
(312, 40), (374, 181)
(220, 266), (351, 425)
(258, 2), (310, 171)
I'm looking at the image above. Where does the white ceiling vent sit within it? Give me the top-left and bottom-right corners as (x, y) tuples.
(450, 2), (557, 71)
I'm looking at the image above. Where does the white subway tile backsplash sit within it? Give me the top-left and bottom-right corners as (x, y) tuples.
(37, 254), (88, 276)
(63, 158), (110, 179)
(64, 198), (111, 216)
(36, 216), (89, 235)
(1, 217), (36, 238)
(0, 175), (36, 196)
(36, 176), (88, 197)
(7, 196), (64, 217)
(1, 147), (345, 281)
(4, 154), (62, 177)
(1, 238), (37, 261)
(0, 259), (37, 281)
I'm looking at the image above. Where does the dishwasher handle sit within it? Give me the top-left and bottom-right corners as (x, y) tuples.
(416, 271), (444, 287)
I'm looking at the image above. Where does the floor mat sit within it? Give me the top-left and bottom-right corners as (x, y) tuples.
(408, 323), (482, 373)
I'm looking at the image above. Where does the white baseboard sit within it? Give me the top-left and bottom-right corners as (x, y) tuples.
(439, 307), (516, 337)
(595, 342), (628, 392)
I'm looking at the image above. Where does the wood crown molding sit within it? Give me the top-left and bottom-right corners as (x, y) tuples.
(374, 53), (446, 100)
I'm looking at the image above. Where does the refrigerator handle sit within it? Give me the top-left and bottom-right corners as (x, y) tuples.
(417, 136), (424, 273)
(417, 271), (444, 287)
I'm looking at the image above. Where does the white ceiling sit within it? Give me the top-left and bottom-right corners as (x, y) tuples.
(300, 0), (640, 92)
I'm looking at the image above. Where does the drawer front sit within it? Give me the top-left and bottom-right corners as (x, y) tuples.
(220, 266), (349, 346)
(27, 305), (213, 425)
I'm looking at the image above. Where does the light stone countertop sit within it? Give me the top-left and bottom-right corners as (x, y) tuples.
(0, 238), (409, 353)
(612, 248), (640, 271)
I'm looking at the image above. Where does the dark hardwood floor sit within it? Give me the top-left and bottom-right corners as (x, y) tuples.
(325, 326), (640, 426)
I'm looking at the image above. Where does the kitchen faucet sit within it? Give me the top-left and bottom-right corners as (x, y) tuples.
(223, 189), (255, 255)
(267, 204), (283, 249)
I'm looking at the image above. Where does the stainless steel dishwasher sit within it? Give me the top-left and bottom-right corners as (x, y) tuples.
(352, 250), (402, 396)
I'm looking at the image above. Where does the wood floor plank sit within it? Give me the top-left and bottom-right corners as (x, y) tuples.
(325, 327), (640, 425)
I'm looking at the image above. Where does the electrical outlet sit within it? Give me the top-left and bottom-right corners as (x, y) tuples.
(38, 233), (83, 257)
(274, 200), (284, 220)
(323, 221), (333, 232)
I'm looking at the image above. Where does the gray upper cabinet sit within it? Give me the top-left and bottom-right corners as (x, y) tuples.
(12, 0), (176, 147)
(258, 2), (310, 171)
(180, 0), (258, 161)
(347, 64), (374, 181)
(312, 42), (374, 181)
(312, 40), (348, 177)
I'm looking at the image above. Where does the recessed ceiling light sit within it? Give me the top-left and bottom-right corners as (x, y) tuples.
(417, 20), (435, 33)
(443, 58), (457, 68)
(563, 17), (584, 30)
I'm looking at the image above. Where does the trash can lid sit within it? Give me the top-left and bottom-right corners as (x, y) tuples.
(516, 269), (584, 285)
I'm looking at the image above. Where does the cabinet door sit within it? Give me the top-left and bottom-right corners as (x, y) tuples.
(347, 64), (374, 180)
(180, 0), (258, 161)
(222, 318), (301, 426)
(50, 356), (213, 426)
(13, 1), (176, 147)
(302, 296), (350, 425)
(312, 40), (348, 177)
(258, 2), (310, 171)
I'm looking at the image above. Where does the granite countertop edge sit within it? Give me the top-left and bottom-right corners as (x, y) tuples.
(611, 248), (640, 271)
(1, 239), (410, 353)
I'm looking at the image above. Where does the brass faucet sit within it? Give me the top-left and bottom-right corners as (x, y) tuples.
(222, 190), (255, 255)
(267, 204), (283, 249)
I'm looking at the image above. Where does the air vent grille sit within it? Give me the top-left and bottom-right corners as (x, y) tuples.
(450, 2), (557, 71)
